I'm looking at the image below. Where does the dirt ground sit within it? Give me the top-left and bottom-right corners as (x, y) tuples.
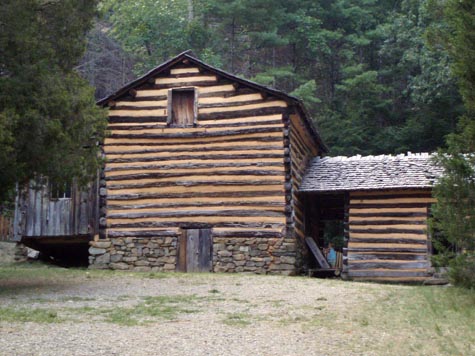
(0, 265), (473, 356)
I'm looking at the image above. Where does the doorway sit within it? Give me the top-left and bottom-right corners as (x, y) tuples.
(177, 228), (213, 272)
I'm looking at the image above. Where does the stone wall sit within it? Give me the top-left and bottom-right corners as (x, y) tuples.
(89, 235), (178, 272)
(89, 234), (298, 275)
(213, 238), (297, 275)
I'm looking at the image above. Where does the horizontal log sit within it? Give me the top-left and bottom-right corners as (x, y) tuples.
(198, 84), (235, 94)
(345, 253), (428, 261)
(350, 228), (426, 235)
(108, 116), (168, 123)
(108, 215), (286, 226)
(134, 89), (169, 98)
(200, 93), (262, 105)
(155, 80), (223, 89)
(198, 107), (286, 120)
(106, 180), (285, 191)
(107, 190), (285, 200)
(108, 126), (283, 139)
(199, 101), (287, 114)
(108, 194), (283, 205)
(104, 139), (283, 153)
(349, 261), (430, 270)
(109, 109), (167, 117)
(350, 212), (428, 218)
(199, 99), (265, 109)
(170, 67), (200, 75)
(212, 230), (283, 238)
(107, 153), (284, 164)
(110, 123), (283, 136)
(108, 120), (283, 131)
(107, 230), (179, 238)
(350, 237), (427, 245)
(344, 247), (428, 253)
(108, 209), (285, 219)
(106, 150), (285, 161)
(348, 270), (430, 278)
(106, 170), (285, 181)
(107, 157), (285, 169)
(349, 220), (426, 226)
(155, 75), (217, 85)
(350, 203), (431, 209)
(113, 105), (167, 111)
(350, 207), (426, 214)
(107, 201), (285, 210)
(106, 167), (286, 179)
(105, 131), (283, 145)
(198, 120), (282, 128)
(105, 161), (283, 173)
(108, 221), (286, 230)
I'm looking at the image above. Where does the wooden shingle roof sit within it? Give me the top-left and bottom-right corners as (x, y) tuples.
(300, 152), (444, 192)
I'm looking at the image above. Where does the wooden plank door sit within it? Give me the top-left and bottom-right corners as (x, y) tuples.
(178, 229), (213, 272)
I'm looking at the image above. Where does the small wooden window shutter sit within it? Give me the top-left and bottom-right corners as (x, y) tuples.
(167, 88), (197, 127)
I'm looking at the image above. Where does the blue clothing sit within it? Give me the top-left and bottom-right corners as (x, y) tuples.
(327, 248), (337, 267)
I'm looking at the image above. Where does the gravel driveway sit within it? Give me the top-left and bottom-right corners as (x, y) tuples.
(0, 268), (471, 356)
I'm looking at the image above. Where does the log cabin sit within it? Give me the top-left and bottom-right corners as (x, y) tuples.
(90, 50), (327, 274)
(10, 51), (446, 282)
(299, 153), (444, 282)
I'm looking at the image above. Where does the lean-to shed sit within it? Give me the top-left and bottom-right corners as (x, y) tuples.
(90, 50), (327, 274)
(12, 179), (99, 264)
(300, 153), (444, 282)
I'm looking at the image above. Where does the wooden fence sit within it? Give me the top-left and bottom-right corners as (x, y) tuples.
(0, 215), (13, 241)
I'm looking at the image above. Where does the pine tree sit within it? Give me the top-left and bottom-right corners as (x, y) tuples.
(430, 0), (475, 288)
(0, 0), (107, 202)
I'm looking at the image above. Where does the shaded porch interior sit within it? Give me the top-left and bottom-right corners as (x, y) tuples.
(301, 192), (348, 276)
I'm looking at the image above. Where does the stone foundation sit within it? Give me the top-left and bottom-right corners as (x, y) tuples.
(89, 235), (178, 272)
(213, 238), (297, 275)
(89, 234), (298, 275)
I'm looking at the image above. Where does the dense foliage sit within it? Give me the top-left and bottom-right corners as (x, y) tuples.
(0, 0), (107, 202)
(98, 0), (462, 155)
(430, 0), (475, 289)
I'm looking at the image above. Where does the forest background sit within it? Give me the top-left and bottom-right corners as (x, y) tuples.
(83, 0), (464, 156)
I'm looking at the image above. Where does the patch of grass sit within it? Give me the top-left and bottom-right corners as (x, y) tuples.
(223, 312), (252, 327)
(145, 272), (170, 279)
(0, 307), (60, 323)
(98, 295), (201, 326)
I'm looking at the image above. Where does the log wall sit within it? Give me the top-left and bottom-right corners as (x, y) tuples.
(344, 189), (435, 282)
(289, 114), (319, 241)
(93, 64), (307, 274)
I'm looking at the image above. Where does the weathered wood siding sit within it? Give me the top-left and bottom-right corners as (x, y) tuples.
(289, 114), (319, 240)
(344, 189), (435, 282)
(14, 180), (98, 239)
(0, 215), (12, 241)
(104, 65), (289, 240)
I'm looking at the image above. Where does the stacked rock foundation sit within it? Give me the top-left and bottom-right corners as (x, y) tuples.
(89, 234), (298, 275)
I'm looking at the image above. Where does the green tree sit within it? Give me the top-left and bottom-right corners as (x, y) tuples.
(430, 0), (475, 288)
(0, 0), (107, 202)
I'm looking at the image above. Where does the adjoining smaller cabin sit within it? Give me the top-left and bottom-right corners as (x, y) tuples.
(299, 153), (444, 282)
(12, 178), (99, 265)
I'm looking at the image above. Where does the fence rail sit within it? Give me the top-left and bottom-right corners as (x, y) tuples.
(0, 215), (13, 241)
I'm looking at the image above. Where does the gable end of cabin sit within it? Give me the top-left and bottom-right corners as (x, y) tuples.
(89, 52), (324, 274)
